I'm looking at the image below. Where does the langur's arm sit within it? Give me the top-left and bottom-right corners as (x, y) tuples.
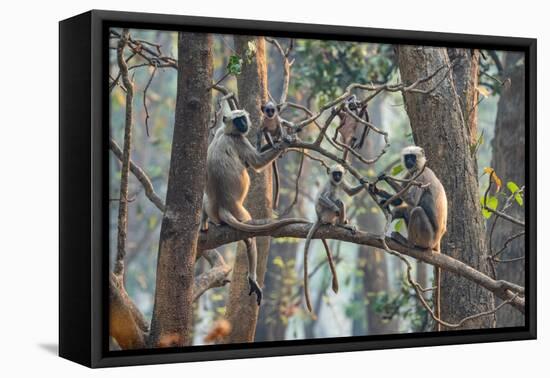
(318, 193), (340, 213)
(343, 180), (366, 196)
(241, 137), (285, 172)
(381, 175), (416, 206)
(372, 186), (404, 207)
(256, 128), (263, 152)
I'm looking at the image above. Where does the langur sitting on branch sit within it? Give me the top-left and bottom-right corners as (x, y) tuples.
(302, 164), (367, 314)
(201, 100), (307, 305)
(371, 145), (447, 329)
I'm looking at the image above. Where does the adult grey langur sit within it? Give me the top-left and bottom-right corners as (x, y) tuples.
(303, 164), (367, 314)
(201, 102), (307, 305)
(372, 146), (447, 329)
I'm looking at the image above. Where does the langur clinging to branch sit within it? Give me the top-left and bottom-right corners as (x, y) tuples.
(201, 100), (308, 305)
(335, 95), (370, 160)
(256, 101), (295, 210)
(303, 164), (367, 315)
(371, 146), (447, 330)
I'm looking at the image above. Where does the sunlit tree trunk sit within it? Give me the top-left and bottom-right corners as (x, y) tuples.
(148, 32), (213, 347)
(224, 36), (271, 342)
(398, 46), (495, 330)
(489, 52), (525, 327)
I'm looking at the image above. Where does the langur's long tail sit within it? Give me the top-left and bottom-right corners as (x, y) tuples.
(219, 208), (308, 233)
(435, 266), (441, 331)
(303, 221), (321, 315)
(272, 160), (280, 210)
(321, 239), (339, 293)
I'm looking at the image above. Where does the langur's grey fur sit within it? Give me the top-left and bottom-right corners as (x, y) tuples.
(303, 164), (366, 314)
(373, 145), (447, 330)
(201, 101), (307, 305)
(256, 101), (295, 210)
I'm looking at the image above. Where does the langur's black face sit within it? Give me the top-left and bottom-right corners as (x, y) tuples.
(233, 115), (249, 133)
(404, 153), (417, 170)
(332, 171), (343, 183)
(263, 104), (276, 119)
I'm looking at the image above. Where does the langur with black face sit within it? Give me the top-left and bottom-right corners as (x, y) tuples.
(256, 101), (295, 210)
(201, 101), (307, 305)
(372, 146), (448, 330)
(302, 164), (367, 315)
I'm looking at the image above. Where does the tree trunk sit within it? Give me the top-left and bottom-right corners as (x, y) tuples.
(397, 46), (495, 330)
(148, 32), (213, 347)
(447, 48), (480, 144)
(224, 36), (271, 343)
(490, 52), (525, 327)
(354, 96), (397, 335)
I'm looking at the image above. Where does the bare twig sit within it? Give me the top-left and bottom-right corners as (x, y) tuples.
(113, 29), (134, 278)
(110, 138), (166, 213)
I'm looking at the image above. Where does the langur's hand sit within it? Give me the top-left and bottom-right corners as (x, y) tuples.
(377, 173), (387, 182)
(248, 277), (263, 306)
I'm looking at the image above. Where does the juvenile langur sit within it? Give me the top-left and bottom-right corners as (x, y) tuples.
(202, 104), (307, 305)
(336, 95), (370, 159)
(372, 146), (447, 330)
(303, 164), (366, 314)
(256, 101), (295, 210)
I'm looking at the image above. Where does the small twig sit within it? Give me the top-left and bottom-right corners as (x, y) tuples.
(143, 64), (158, 137)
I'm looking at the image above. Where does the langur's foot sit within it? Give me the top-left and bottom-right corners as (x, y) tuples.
(248, 277), (263, 306)
(390, 231), (411, 247)
(340, 223), (357, 234)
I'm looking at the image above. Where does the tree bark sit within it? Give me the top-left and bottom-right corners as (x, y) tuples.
(447, 48), (480, 145)
(224, 36), (271, 343)
(490, 52), (525, 327)
(148, 32), (213, 347)
(397, 46), (495, 330)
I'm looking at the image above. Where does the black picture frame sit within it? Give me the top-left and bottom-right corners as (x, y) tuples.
(59, 9), (537, 368)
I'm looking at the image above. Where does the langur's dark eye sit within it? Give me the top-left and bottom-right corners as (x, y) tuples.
(233, 116), (248, 133)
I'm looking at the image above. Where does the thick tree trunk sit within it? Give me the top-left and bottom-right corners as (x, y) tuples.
(148, 33), (213, 347)
(490, 52), (525, 327)
(397, 46), (495, 330)
(224, 36), (271, 343)
(447, 48), (480, 144)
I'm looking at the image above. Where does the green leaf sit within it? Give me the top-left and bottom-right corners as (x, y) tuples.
(515, 193), (524, 207)
(394, 219), (404, 232)
(226, 55), (243, 75)
(480, 195), (498, 219)
(391, 164), (404, 176)
(507, 181), (520, 194)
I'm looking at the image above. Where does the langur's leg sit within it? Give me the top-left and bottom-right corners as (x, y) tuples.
(243, 238), (262, 305)
(408, 206), (436, 250)
(237, 206), (262, 305)
(335, 199), (356, 234)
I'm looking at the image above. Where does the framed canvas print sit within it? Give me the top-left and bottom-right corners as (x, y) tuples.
(59, 10), (536, 368)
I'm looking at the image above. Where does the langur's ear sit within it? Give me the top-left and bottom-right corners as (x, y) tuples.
(223, 116), (229, 123)
(261, 104), (266, 112)
(277, 104), (282, 112)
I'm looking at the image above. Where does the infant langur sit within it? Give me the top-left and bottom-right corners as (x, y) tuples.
(256, 101), (295, 209)
(303, 164), (366, 314)
(201, 103), (306, 305)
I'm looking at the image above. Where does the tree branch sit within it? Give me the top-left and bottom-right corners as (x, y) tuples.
(198, 222), (525, 313)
